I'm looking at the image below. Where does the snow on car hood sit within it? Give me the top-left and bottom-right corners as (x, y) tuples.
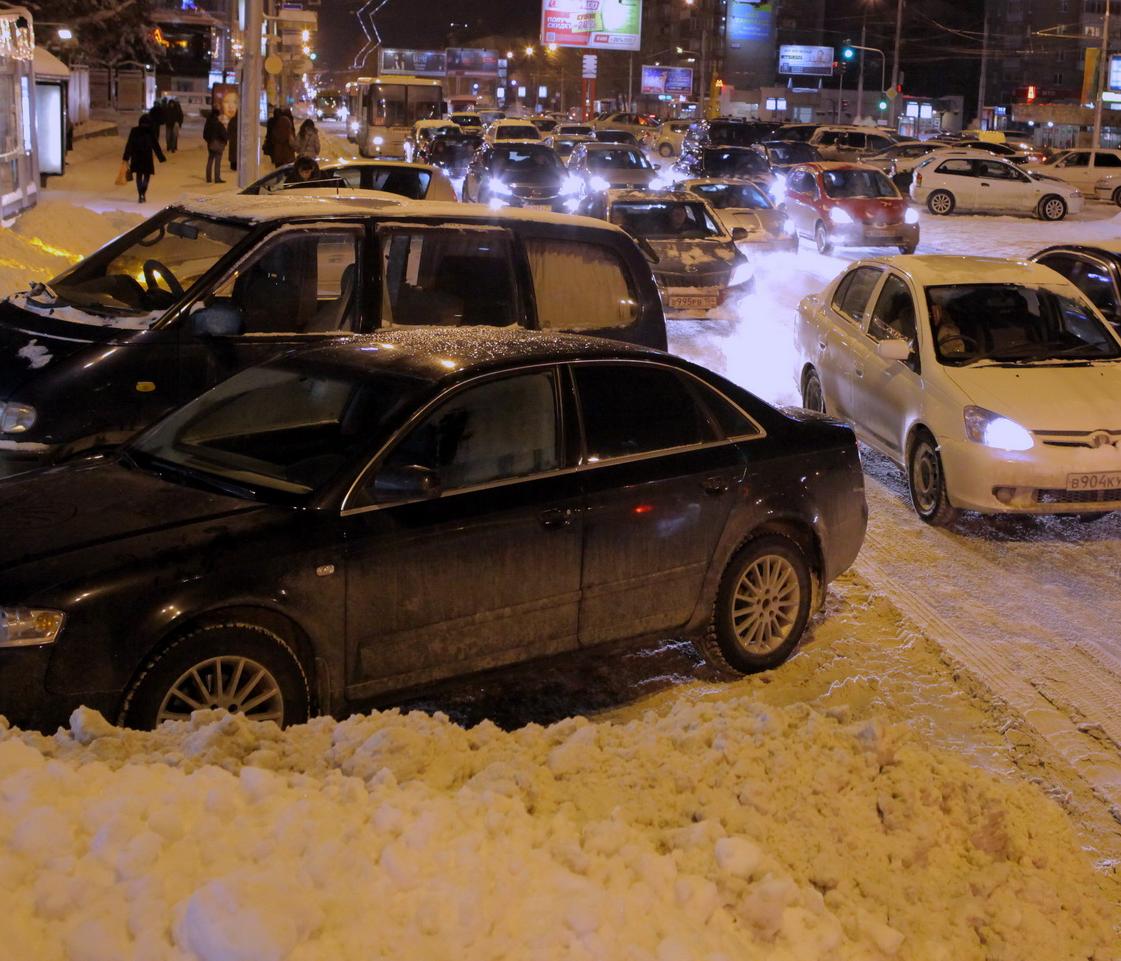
(7, 291), (162, 331)
(943, 360), (1121, 430)
(718, 208), (787, 237)
(647, 239), (737, 273)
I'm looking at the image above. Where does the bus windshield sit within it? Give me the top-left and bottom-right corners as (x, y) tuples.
(369, 83), (442, 126)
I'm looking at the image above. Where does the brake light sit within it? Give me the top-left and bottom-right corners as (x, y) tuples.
(915, 171), (922, 186)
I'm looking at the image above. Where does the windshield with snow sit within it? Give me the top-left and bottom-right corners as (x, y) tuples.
(821, 169), (898, 199)
(43, 210), (250, 316)
(926, 284), (1121, 365)
(609, 201), (721, 240)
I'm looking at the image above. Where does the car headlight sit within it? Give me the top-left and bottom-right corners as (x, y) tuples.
(904, 207), (920, 224)
(829, 207), (854, 225)
(588, 175), (611, 192)
(489, 179), (513, 196)
(963, 406), (1034, 451)
(560, 175), (583, 196)
(0, 402), (36, 434)
(782, 217), (796, 236)
(0, 607), (65, 647)
(730, 260), (754, 287)
(373, 135), (384, 146)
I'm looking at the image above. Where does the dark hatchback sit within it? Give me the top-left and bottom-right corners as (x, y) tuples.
(676, 146), (773, 182)
(0, 329), (867, 732)
(0, 195), (665, 476)
(461, 142), (576, 209)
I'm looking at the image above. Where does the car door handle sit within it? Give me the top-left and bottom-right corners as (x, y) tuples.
(818, 340), (828, 351)
(539, 507), (575, 530)
(980, 182), (990, 187)
(701, 476), (729, 496)
(855, 366), (865, 378)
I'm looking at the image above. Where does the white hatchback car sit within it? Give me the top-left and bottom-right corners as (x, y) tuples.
(795, 255), (1121, 524)
(911, 152), (1083, 220)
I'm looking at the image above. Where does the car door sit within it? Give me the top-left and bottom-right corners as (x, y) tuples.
(849, 271), (923, 457)
(784, 170), (816, 233)
(817, 265), (883, 420)
(1034, 251), (1121, 327)
(1091, 150), (1121, 189)
(340, 366), (584, 696)
(971, 158), (1024, 212)
(182, 224), (365, 397)
(1052, 149), (1092, 188)
(570, 361), (747, 644)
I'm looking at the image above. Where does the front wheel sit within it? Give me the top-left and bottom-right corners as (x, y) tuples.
(927, 189), (955, 216)
(907, 431), (958, 526)
(815, 222), (833, 254)
(119, 623), (311, 730)
(699, 536), (814, 675)
(1112, 187), (1121, 208)
(898, 244), (917, 255)
(1038, 195), (1067, 221)
(802, 368), (826, 414)
(658, 142), (675, 157)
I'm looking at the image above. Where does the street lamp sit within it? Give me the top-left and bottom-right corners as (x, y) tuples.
(56, 26), (73, 40)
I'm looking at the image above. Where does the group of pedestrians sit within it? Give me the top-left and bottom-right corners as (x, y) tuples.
(122, 99), (322, 203)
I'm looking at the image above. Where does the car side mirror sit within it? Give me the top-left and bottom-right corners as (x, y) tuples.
(372, 464), (442, 502)
(730, 227), (749, 242)
(876, 337), (911, 361)
(192, 303), (244, 337)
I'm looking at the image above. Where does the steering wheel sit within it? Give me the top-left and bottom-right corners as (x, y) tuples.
(941, 333), (980, 354)
(143, 259), (184, 299)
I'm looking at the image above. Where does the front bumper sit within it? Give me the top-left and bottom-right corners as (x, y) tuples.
(737, 234), (798, 255)
(0, 643), (115, 732)
(825, 222), (919, 249)
(0, 441), (52, 479)
(940, 436), (1121, 514)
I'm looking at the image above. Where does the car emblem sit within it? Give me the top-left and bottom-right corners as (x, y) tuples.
(687, 264), (699, 273)
(1090, 431), (1115, 448)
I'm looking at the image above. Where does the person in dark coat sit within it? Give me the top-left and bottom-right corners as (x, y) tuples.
(227, 110), (238, 172)
(203, 109), (229, 183)
(147, 99), (166, 143)
(165, 98), (184, 153)
(266, 108), (296, 167)
(122, 113), (165, 203)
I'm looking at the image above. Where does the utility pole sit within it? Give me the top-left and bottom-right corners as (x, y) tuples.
(837, 63), (844, 123)
(1093, 0), (1112, 148)
(628, 54), (633, 111)
(976, 9), (988, 128)
(856, 14), (866, 120)
(889, 0), (903, 127)
(238, 0), (264, 188)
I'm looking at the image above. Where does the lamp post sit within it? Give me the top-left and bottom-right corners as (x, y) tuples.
(1093, 0), (1112, 149)
(843, 41), (887, 119)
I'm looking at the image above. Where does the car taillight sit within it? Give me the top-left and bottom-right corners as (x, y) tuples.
(915, 171), (922, 186)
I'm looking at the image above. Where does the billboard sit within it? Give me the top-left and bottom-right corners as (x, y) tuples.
(446, 48), (499, 76)
(379, 49), (446, 77)
(641, 65), (694, 96)
(727, 0), (772, 42)
(540, 0), (642, 52)
(778, 45), (834, 78)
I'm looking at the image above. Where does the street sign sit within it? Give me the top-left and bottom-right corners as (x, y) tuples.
(885, 87), (898, 101)
(582, 54), (597, 78)
(264, 54), (282, 76)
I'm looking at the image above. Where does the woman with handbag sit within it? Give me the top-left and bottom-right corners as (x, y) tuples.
(121, 113), (165, 204)
(203, 109), (229, 184)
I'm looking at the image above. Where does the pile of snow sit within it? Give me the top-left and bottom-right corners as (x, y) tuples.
(2, 697), (1117, 960)
(0, 202), (141, 299)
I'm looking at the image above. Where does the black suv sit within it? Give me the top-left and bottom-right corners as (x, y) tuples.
(461, 142), (575, 210)
(0, 195), (665, 476)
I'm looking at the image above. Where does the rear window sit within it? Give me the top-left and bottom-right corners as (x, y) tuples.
(587, 149), (649, 170)
(821, 169), (898, 198)
(609, 201), (721, 239)
(495, 125), (539, 140)
(526, 239), (639, 331)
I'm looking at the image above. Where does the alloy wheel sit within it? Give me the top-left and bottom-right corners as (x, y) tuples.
(928, 191), (953, 215)
(1041, 197), (1066, 221)
(157, 655), (285, 724)
(731, 555), (802, 655)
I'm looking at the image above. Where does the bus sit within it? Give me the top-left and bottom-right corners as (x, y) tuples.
(349, 76), (444, 158)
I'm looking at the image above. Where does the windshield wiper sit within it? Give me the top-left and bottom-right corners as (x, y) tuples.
(134, 452), (261, 501)
(26, 282), (65, 307)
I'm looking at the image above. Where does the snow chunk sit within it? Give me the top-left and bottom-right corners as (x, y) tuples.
(17, 339), (51, 368)
(69, 707), (117, 745)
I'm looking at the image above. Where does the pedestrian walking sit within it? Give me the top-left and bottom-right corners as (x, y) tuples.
(148, 98), (166, 145)
(227, 110), (239, 172)
(122, 113), (165, 203)
(165, 98), (183, 153)
(203, 108), (229, 183)
(296, 118), (320, 159)
(264, 107), (296, 168)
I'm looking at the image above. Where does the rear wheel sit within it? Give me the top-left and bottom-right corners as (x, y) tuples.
(119, 623), (311, 730)
(927, 190), (955, 216)
(907, 431), (958, 526)
(898, 244), (917, 255)
(658, 142), (675, 157)
(815, 222), (833, 254)
(699, 536), (814, 675)
(1038, 195), (1067, 221)
(802, 368), (826, 414)
(1112, 187), (1121, 207)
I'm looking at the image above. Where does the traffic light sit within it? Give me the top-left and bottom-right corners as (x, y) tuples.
(878, 99), (888, 110)
(842, 45), (855, 61)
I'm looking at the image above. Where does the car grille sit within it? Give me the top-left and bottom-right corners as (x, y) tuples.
(513, 185), (559, 199)
(1034, 428), (1121, 449)
(656, 269), (731, 288)
(1035, 488), (1121, 505)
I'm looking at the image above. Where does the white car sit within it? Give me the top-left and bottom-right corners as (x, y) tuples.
(484, 119), (543, 144)
(677, 177), (797, 253)
(1094, 174), (1121, 206)
(857, 141), (943, 188)
(1028, 147), (1121, 192)
(808, 126), (900, 162)
(794, 255), (1121, 524)
(648, 121), (693, 158)
(910, 152), (1083, 220)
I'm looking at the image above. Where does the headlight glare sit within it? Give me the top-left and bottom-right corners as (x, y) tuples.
(963, 406), (1034, 451)
(829, 206), (854, 225)
(0, 607), (65, 647)
(560, 175), (583, 196)
(0, 402), (36, 434)
(782, 217), (796, 236)
(904, 207), (920, 224)
(588, 175), (611, 192)
(488, 179), (513, 196)
(730, 261), (754, 287)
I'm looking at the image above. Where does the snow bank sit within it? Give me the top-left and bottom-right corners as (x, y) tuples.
(2, 697), (1116, 961)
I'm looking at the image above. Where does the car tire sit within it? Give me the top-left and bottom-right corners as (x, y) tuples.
(907, 430), (958, 526)
(699, 535), (814, 675)
(658, 142), (675, 157)
(814, 222), (833, 254)
(898, 244), (917, 255)
(1038, 195), (1067, 221)
(926, 190), (955, 216)
(119, 623), (311, 730)
(1112, 187), (1121, 207)
(802, 368), (826, 414)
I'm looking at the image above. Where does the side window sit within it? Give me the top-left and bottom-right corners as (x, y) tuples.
(1040, 254), (1120, 317)
(573, 364), (717, 460)
(378, 227), (519, 328)
(526, 239), (639, 330)
(868, 274), (918, 347)
(211, 230), (360, 334)
(834, 267), (882, 324)
(867, 136), (892, 152)
(936, 159), (973, 176)
(379, 371), (560, 491)
(1096, 152), (1121, 168)
(817, 131), (840, 146)
(1060, 152), (1090, 167)
(978, 160), (1018, 180)
(843, 132), (866, 149)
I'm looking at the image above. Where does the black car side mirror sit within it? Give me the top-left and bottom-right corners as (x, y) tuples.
(730, 227), (749, 242)
(192, 304), (244, 337)
(372, 464), (442, 502)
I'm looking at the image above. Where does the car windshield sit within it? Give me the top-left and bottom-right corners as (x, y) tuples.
(451, 114), (482, 127)
(691, 182), (772, 210)
(702, 149), (768, 176)
(595, 130), (636, 143)
(490, 147), (563, 180)
(707, 123), (762, 146)
(764, 142), (818, 164)
(45, 209), (250, 316)
(821, 169), (898, 198)
(558, 124), (593, 136)
(926, 283), (1121, 365)
(421, 124), (460, 140)
(609, 201), (721, 239)
(587, 148), (649, 170)
(129, 361), (425, 499)
(495, 125), (539, 140)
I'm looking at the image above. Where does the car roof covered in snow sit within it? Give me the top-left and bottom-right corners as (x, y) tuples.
(854, 254), (1089, 289)
(605, 189), (699, 204)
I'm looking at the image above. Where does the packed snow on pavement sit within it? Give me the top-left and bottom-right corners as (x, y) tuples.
(2, 135), (1121, 959)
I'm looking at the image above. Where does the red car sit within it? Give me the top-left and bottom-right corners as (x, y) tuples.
(782, 162), (920, 255)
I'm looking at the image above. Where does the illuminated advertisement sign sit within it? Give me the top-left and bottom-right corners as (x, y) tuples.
(379, 49), (446, 77)
(778, 45), (834, 77)
(540, 0), (642, 52)
(728, 0), (772, 42)
(446, 48), (499, 76)
(641, 65), (693, 96)
(1110, 54), (1121, 91)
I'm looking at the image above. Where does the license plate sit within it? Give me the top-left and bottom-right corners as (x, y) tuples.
(669, 294), (718, 310)
(526, 203), (552, 211)
(1067, 471), (1121, 491)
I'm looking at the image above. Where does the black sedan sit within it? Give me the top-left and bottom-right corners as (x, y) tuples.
(461, 142), (577, 210)
(0, 329), (867, 732)
(676, 146), (774, 183)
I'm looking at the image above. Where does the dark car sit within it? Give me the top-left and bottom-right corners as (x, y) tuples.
(594, 129), (641, 145)
(0, 328), (867, 732)
(241, 160), (453, 200)
(567, 142), (660, 194)
(461, 142), (576, 209)
(417, 128), (483, 177)
(676, 145), (774, 185)
(1032, 243), (1121, 329)
(0, 195), (667, 477)
(751, 140), (823, 175)
(681, 120), (782, 165)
